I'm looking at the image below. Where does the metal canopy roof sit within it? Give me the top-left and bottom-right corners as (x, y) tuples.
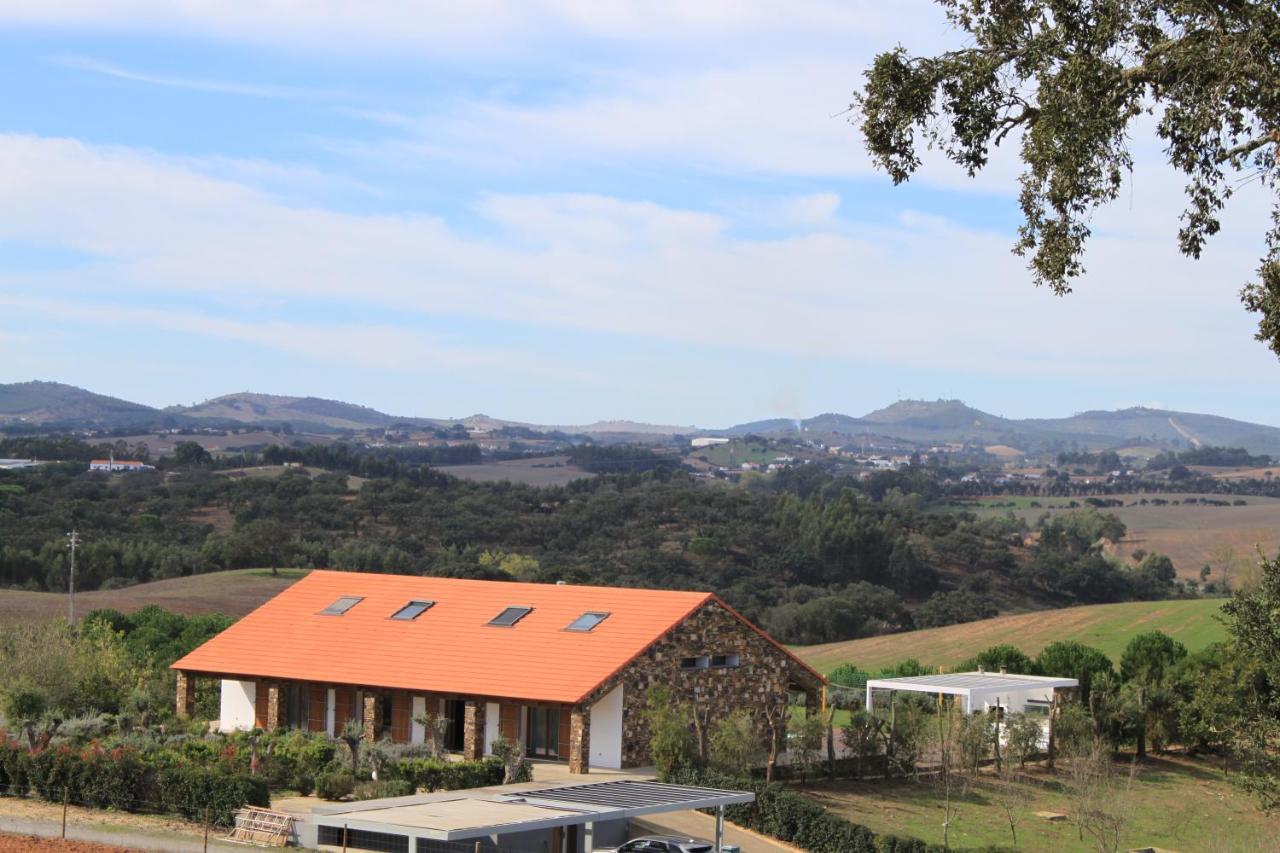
(865, 672), (1078, 696)
(309, 779), (755, 841)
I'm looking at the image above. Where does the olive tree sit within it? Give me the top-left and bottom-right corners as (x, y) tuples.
(855, 1), (1280, 355)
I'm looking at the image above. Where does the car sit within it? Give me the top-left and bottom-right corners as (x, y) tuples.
(604, 835), (717, 853)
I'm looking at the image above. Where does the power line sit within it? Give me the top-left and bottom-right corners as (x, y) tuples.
(66, 529), (80, 623)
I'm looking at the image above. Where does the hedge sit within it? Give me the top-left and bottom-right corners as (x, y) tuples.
(0, 743), (267, 826)
(392, 757), (506, 792)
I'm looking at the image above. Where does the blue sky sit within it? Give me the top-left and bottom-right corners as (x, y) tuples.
(0, 1), (1276, 428)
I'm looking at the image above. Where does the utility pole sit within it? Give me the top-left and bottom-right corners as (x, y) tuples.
(66, 529), (80, 623)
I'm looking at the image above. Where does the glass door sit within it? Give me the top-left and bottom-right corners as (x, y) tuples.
(443, 699), (466, 751)
(526, 706), (560, 758)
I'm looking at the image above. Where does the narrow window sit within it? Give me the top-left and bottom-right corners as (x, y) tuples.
(488, 606), (533, 627)
(711, 654), (740, 668)
(391, 600), (434, 621)
(320, 596), (363, 615)
(681, 656), (710, 670)
(565, 611), (609, 632)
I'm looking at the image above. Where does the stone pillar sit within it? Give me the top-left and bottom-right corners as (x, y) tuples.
(568, 705), (591, 774)
(265, 683), (282, 732)
(175, 671), (196, 718)
(363, 692), (380, 742)
(463, 700), (485, 760)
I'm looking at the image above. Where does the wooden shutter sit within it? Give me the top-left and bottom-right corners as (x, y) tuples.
(557, 706), (571, 758)
(500, 704), (521, 743)
(254, 680), (268, 729)
(334, 686), (353, 734)
(308, 684), (328, 733)
(391, 692), (412, 743)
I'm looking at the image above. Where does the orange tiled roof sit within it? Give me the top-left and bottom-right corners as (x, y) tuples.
(173, 570), (734, 704)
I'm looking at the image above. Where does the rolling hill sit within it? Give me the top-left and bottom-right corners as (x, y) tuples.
(0, 380), (159, 427)
(166, 392), (425, 431)
(794, 598), (1227, 674)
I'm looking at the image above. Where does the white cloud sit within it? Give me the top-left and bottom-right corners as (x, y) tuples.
(47, 54), (337, 99)
(0, 132), (1274, 390)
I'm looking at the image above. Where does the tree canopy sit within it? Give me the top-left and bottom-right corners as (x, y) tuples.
(856, 0), (1280, 356)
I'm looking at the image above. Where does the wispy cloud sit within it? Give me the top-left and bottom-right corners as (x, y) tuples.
(48, 54), (340, 100)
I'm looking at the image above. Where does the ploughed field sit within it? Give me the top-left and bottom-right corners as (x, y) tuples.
(0, 568), (305, 625)
(966, 492), (1280, 579)
(794, 598), (1226, 674)
(435, 455), (594, 486)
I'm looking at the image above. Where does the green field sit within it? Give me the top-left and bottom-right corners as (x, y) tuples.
(795, 598), (1227, 674)
(689, 441), (782, 467)
(808, 754), (1277, 852)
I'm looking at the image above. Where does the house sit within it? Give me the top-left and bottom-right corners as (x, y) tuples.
(172, 570), (823, 774)
(88, 458), (153, 472)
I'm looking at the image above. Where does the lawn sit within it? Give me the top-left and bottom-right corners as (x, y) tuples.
(795, 598), (1227, 675)
(804, 753), (1278, 852)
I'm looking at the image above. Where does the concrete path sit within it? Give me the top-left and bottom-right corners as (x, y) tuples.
(0, 815), (259, 852)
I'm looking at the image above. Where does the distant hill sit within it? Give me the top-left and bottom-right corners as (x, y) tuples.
(721, 398), (1280, 456)
(166, 392), (424, 432)
(0, 381), (159, 427)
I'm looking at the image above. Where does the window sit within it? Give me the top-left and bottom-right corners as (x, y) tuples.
(710, 654), (740, 668)
(488, 606), (532, 626)
(319, 596), (363, 615)
(680, 656), (709, 670)
(565, 611), (609, 632)
(390, 600), (434, 621)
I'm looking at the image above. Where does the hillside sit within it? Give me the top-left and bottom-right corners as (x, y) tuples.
(0, 568), (305, 626)
(794, 598), (1227, 674)
(166, 392), (422, 431)
(0, 381), (158, 426)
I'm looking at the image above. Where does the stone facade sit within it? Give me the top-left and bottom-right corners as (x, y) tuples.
(362, 693), (379, 742)
(568, 706), (590, 774)
(585, 600), (823, 768)
(462, 700), (486, 760)
(175, 670), (195, 718)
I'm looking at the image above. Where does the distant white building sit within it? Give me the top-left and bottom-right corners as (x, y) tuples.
(691, 437), (731, 448)
(89, 458), (154, 472)
(0, 458), (40, 470)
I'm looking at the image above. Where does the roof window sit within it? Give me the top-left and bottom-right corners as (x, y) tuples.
(488, 606), (533, 627)
(391, 600), (434, 621)
(565, 611), (610, 632)
(320, 596), (363, 616)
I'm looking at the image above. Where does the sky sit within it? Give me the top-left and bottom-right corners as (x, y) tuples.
(0, 1), (1277, 428)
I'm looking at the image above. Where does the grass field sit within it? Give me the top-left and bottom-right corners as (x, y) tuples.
(967, 492), (1280, 578)
(435, 455), (593, 486)
(795, 598), (1226, 674)
(807, 754), (1277, 852)
(0, 568), (306, 626)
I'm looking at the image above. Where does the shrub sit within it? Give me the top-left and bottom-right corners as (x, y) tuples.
(156, 766), (269, 826)
(353, 778), (415, 800)
(0, 740), (28, 795)
(288, 774), (315, 796)
(77, 747), (147, 811)
(394, 757), (504, 792)
(316, 771), (356, 801)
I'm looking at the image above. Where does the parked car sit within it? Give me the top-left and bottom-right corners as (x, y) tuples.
(604, 836), (716, 853)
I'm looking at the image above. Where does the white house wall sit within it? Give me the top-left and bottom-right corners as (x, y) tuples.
(485, 702), (499, 755)
(411, 695), (426, 744)
(589, 685), (623, 769)
(219, 679), (256, 732)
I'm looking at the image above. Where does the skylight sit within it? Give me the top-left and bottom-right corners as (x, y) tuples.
(488, 606), (532, 627)
(565, 611), (609, 632)
(391, 600), (434, 621)
(320, 596), (363, 616)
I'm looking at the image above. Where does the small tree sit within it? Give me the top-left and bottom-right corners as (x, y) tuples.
(1004, 712), (1044, 768)
(791, 712), (825, 782)
(412, 712), (449, 760)
(339, 718), (364, 774)
(643, 685), (695, 776)
(842, 709), (884, 780)
(490, 735), (531, 784)
(1063, 737), (1137, 853)
(988, 755), (1033, 850)
(708, 710), (765, 777)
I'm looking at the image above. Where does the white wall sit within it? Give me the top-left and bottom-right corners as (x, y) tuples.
(589, 685), (623, 769)
(219, 679), (256, 732)
(484, 702), (500, 755)
(326, 688), (336, 736)
(411, 695), (427, 744)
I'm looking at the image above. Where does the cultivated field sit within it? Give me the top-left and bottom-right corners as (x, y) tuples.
(807, 753), (1277, 852)
(795, 598), (1226, 674)
(968, 493), (1280, 578)
(0, 569), (305, 626)
(435, 455), (593, 486)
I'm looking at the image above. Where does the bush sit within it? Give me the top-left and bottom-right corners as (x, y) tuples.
(316, 771), (356, 801)
(0, 740), (28, 795)
(353, 778), (415, 800)
(394, 757), (504, 792)
(288, 774), (315, 796)
(156, 765), (269, 826)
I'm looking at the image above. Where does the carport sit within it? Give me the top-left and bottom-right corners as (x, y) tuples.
(300, 780), (755, 853)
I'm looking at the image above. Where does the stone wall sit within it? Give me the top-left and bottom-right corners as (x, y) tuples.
(586, 600), (823, 768)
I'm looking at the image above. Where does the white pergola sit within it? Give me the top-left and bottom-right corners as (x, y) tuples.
(864, 672), (1079, 715)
